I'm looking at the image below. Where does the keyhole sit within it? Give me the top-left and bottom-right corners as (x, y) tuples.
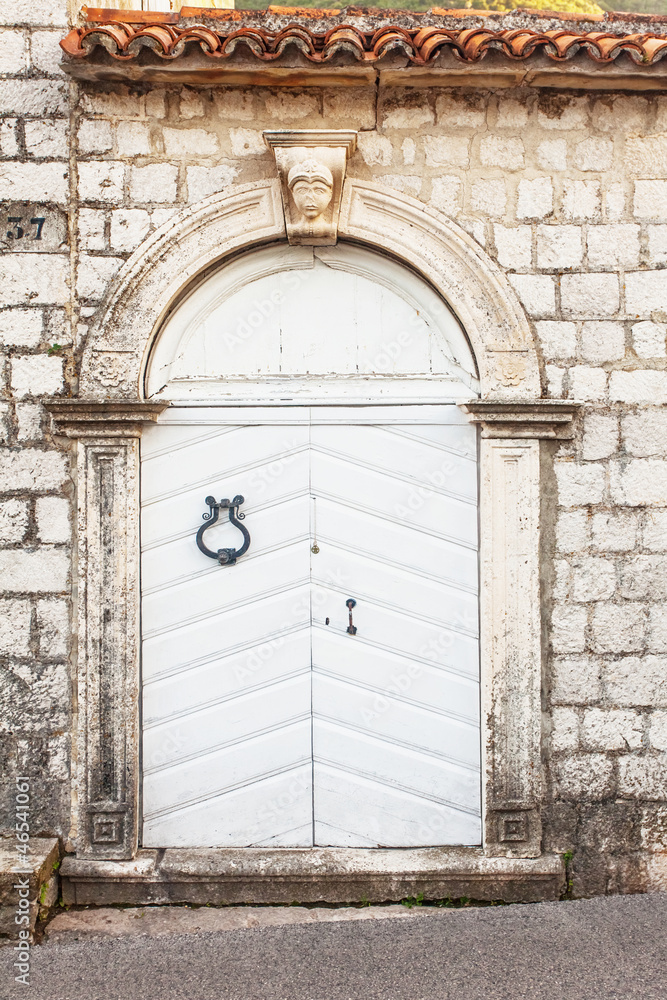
(346, 598), (357, 636)
(325, 617), (330, 625)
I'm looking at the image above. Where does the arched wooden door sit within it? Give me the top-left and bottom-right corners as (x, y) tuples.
(140, 244), (481, 848)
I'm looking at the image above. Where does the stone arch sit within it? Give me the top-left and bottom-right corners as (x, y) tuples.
(79, 178), (540, 401)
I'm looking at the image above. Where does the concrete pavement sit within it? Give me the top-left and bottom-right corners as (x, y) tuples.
(1, 893), (666, 999)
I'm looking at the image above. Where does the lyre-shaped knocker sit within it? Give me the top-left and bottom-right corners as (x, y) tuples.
(196, 495), (251, 566)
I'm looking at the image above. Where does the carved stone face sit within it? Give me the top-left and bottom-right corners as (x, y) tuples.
(290, 178), (333, 221)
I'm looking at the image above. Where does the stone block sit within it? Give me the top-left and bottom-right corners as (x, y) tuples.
(580, 322), (625, 364)
(78, 208), (106, 252)
(587, 225), (640, 270)
(0, 835), (60, 940)
(643, 511), (667, 551)
(610, 371), (667, 404)
(647, 225), (667, 266)
(24, 120), (68, 160)
(78, 161), (124, 205)
(436, 93), (486, 128)
(581, 708), (643, 751)
(11, 354), (64, 400)
(357, 133), (392, 167)
(77, 120), (113, 155)
(604, 654), (667, 707)
(574, 137), (613, 172)
(0, 162), (68, 204)
(507, 274), (555, 318)
(569, 367), (607, 403)
(591, 602), (646, 653)
(0, 28), (26, 73)
(401, 138), (415, 165)
(76, 255), (123, 302)
(36, 598), (69, 659)
(424, 135), (469, 168)
(469, 177), (506, 217)
(571, 557), (616, 602)
(620, 555), (667, 601)
(556, 461), (605, 507)
(29, 29), (62, 75)
(264, 91), (320, 122)
(0, 598), (31, 657)
(212, 90), (256, 122)
(0, 0), (66, 25)
(640, 804), (667, 850)
(591, 511), (637, 552)
(35, 496), (69, 544)
(618, 755), (667, 800)
(536, 138), (567, 171)
(631, 321), (666, 359)
(164, 128), (219, 158)
(0, 79), (66, 116)
(561, 274), (619, 319)
(322, 89), (376, 130)
(0, 309), (42, 348)
(582, 413), (618, 461)
(2, 255), (69, 307)
(185, 164), (238, 202)
(429, 176), (462, 215)
(551, 707), (579, 751)
(551, 608), (587, 656)
(626, 134), (667, 177)
(611, 459), (667, 505)
(115, 121), (152, 157)
(110, 210), (151, 252)
(381, 94), (433, 129)
(493, 225), (531, 270)
(552, 754), (614, 802)
(380, 175), (422, 197)
(536, 225), (582, 270)
(130, 164), (178, 204)
(0, 499), (28, 544)
(517, 177), (553, 219)
(634, 179), (667, 219)
(605, 182), (625, 222)
(537, 95), (588, 130)
(479, 136), (524, 170)
(535, 321), (577, 360)
(0, 119), (18, 158)
(556, 510), (588, 552)
(179, 87), (204, 119)
(0, 548), (68, 593)
(622, 410), (667, 457)
(546, 365), (565, 397)
(626, 272), (667, 317)
(0, 449), (67, 491)
(80, 87), (144, 119)
(648, 710), (667, 750)
(562, 180), (600, 221)
(16, 403), (41, 443)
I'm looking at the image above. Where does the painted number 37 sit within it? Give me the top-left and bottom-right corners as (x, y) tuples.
(6, 216), (46, 240)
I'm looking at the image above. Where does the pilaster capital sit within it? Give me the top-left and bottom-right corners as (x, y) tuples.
(460, 399), (580, 439)
(44, 399), (169, 438)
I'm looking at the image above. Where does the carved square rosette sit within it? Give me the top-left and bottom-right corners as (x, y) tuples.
(461, 400), (579, 858)
(45, 400), (168, 860)
(264, 130), (357, 246)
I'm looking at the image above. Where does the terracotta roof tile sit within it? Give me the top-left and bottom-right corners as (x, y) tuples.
(61, 18), (667, 67)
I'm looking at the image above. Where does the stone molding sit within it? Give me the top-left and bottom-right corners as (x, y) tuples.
(45, 400), (167, 860)
(61, 182), (567, 873)
(78, 178), (540, 402)
(60, 847), (565, 906)
(264, 130), (357, 245)
(461, 401), (578, 857)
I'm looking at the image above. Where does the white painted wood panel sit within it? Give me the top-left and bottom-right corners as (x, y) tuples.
(141, 407), (480, 848)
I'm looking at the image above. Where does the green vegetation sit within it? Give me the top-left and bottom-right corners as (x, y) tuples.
(238, 0), (608, 14)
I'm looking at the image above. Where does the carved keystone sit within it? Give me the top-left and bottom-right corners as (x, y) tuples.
(264, 130), (357, 246)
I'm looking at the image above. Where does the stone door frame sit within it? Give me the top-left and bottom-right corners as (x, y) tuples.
(46, 178), (578, 868)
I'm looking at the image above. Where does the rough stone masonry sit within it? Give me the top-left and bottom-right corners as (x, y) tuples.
(1, 0), (667, 904)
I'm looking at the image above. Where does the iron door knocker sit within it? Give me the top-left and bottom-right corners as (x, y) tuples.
(196, 495), (251, 566)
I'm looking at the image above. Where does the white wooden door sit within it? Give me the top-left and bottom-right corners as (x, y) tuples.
(141, 406), (480, 847)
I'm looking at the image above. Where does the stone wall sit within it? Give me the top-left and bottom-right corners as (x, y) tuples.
(1, 1), (666, 895)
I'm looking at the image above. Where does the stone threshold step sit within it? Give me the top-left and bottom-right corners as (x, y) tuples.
(61, 847), (565, 906)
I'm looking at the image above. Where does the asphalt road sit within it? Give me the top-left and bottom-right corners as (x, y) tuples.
(2, 894), (666, 1000)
